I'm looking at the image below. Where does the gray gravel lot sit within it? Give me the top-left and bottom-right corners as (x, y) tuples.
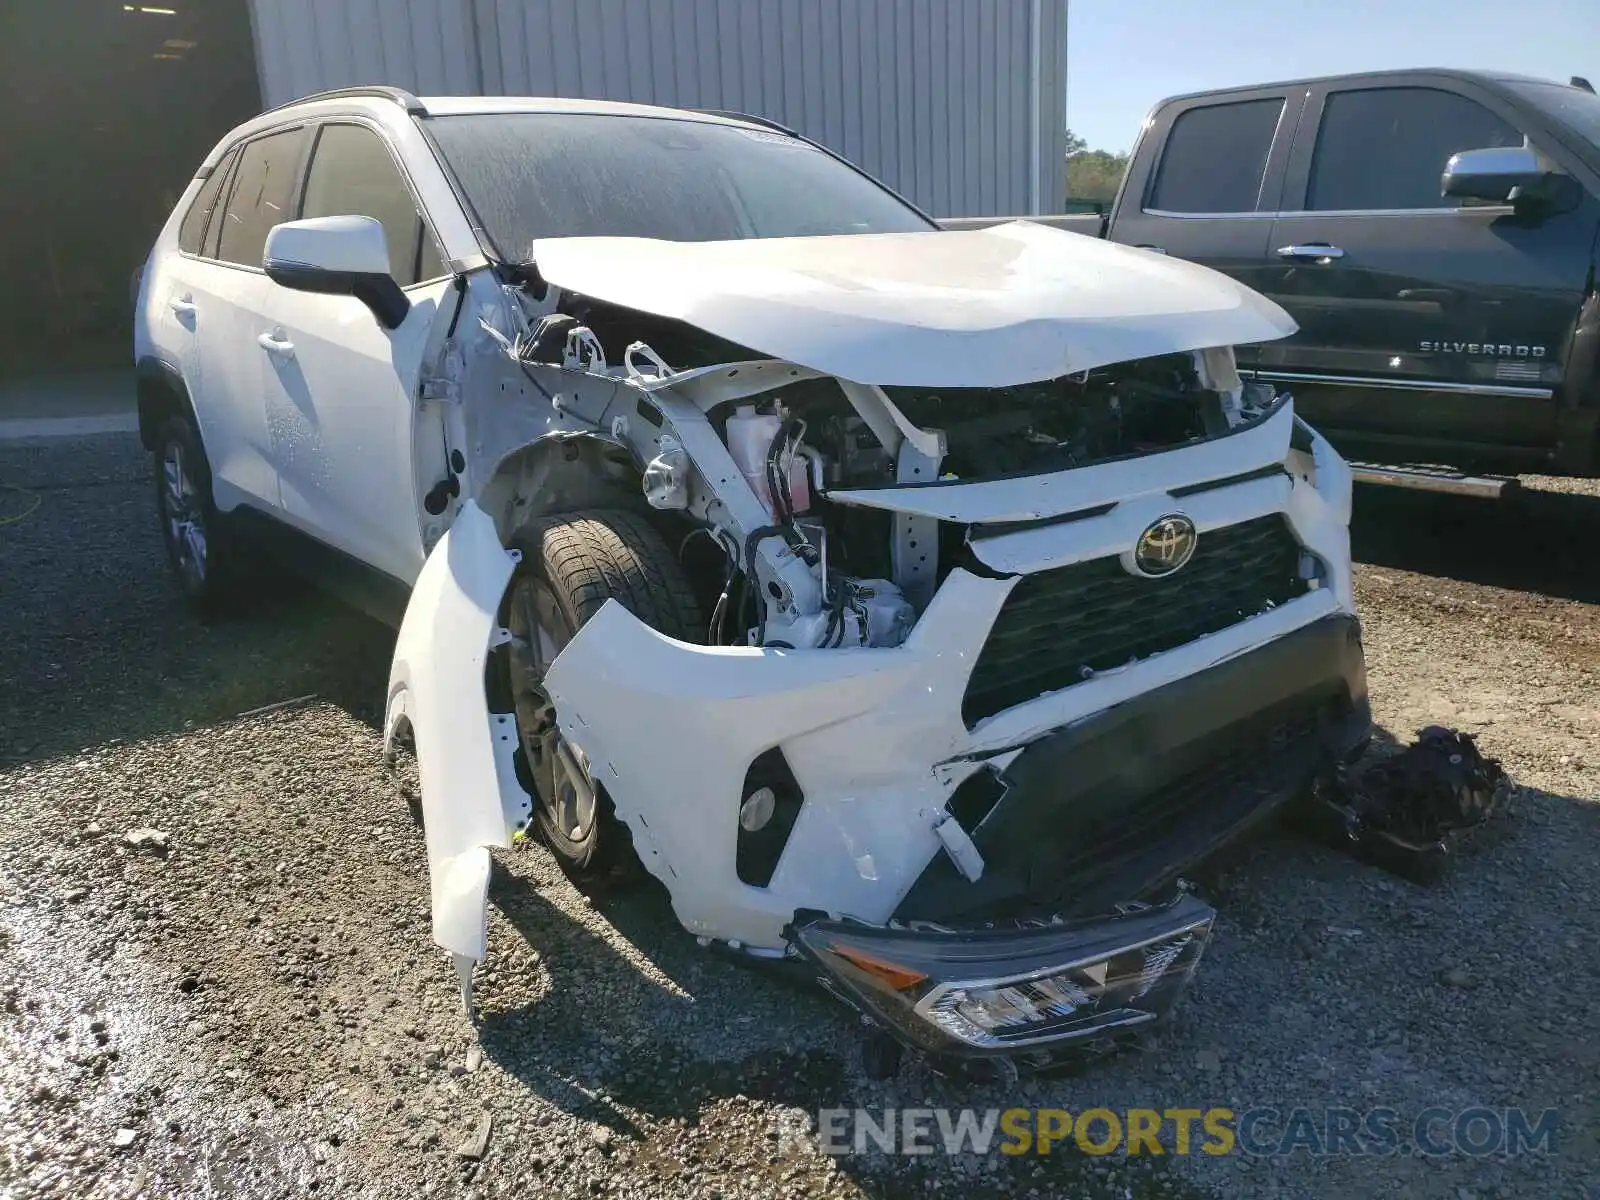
(2, 435), (1598, 1199)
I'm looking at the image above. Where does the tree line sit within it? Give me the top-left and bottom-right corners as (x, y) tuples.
(1065, 129), (1129, 206)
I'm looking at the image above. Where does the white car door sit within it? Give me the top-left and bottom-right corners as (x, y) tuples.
(148, 144), (238, 451)
(180, 125), (314, 514)
(255, 121), (452, 587)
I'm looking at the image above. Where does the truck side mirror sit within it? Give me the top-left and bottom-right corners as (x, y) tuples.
(262, 215), (410, 330)
(1441, 146), (1547, 204)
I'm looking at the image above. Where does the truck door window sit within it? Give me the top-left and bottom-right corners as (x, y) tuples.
(1148, 98), (1284, 214)
(1307, 87), (1521, 212)
(300, 123), (445, 286)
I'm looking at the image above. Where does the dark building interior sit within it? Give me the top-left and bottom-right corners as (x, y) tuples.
(0, 0), (260, 380)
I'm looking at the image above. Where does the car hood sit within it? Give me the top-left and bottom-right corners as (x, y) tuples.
(528, 220), (1296, 388)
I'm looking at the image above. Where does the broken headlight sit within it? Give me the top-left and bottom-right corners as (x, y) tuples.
(788, 894), (1213, 1056)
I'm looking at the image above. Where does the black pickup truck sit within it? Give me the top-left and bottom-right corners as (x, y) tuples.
(949, 69), (1600, 488)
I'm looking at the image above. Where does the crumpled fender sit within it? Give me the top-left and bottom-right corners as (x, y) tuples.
(384, 501), (532, 987)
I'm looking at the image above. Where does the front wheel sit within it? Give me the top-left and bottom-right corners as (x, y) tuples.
(504, 509), (703, 876)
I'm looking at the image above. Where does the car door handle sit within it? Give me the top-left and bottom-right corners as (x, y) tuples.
(1276, 243), (1346, 261)
(1134, 243), (1168, 255)
(257, 330), (295, 356)
(168, 296), (196, 316)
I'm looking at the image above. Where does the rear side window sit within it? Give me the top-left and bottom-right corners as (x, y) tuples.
(1148, 98), (1285, 214)
(178, 147), (237, 255)
(215, 127), (309, 268)
(299, 123), (445, 285)
(1307, 87), (1522, 211)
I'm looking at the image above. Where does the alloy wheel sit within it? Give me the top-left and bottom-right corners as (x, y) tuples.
(160, 439), (207, 590)
(506, 577), (597, 842)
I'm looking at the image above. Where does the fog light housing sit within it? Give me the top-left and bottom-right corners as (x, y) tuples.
(736, 749), (804, 887)
(789, 895), (1213, 1056)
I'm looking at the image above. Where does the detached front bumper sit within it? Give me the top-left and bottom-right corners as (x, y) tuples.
(789, 894), (1214, 1065)
(785, 614), (1367, 1064)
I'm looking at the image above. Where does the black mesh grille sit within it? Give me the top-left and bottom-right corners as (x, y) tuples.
(963, 515), (1308, 725)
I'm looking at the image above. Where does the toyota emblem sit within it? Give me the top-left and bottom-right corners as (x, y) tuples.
(1129, 514), (1198, 577)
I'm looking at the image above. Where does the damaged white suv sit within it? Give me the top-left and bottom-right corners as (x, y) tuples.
(134, 87), (1369, 1075)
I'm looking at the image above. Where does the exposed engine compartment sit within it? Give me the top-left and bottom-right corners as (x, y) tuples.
(795, 356), (1234, 487)
(501, 287), (1281, 657)
(685, 352), (1272, 649)
(533, 287), (1254, 482)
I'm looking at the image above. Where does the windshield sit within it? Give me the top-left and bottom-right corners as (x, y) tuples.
(1502, 80), (1600, 150)
(428, 112), (935, 262)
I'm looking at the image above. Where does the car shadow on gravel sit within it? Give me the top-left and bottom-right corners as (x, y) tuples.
(1350, 483), (1600, 604)
(479, 862), (839, 1113)
(475, 861), (1216, 1199)
(0, 435), (398, 769)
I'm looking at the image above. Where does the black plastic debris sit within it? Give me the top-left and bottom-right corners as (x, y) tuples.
(1299, 726), (1510, 883)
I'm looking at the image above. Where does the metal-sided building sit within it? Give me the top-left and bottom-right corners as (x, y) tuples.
(1, 0), (1067, 378)
(248, 0), (1069, 218)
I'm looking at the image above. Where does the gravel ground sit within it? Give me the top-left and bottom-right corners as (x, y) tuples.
(1, 435), (1597, 1199)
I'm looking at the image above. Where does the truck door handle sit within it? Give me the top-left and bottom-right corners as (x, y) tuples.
(168, 295), (196, 317)
(257, 330), (295, 356)
(1276, 243), (1345, 261)
(1397, 287), (1456, 304)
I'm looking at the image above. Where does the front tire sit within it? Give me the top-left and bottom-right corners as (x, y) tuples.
(504, 509), (703, 877)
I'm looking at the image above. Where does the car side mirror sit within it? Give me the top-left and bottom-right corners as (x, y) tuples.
(262, 216), (410, 329)
(1441, 146), (1547, 204)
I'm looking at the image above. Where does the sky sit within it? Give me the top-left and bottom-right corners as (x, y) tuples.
(1067, 0), (1600, 152)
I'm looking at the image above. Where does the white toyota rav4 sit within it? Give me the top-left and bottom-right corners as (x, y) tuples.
(134, 86), (1368, 1076)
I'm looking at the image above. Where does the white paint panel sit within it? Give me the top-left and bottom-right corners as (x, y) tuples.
(527, 222), (1297, 389)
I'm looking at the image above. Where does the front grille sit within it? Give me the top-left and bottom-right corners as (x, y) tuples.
(963, 515), (1307, 724)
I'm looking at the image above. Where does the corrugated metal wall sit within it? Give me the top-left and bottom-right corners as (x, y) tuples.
(248, 0), (482, 101)
(247, 0), (1067, 217)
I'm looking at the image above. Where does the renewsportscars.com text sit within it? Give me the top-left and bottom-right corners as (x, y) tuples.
(782, 1106), (1559, 1159)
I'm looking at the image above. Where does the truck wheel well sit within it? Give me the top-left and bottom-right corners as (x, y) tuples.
(135, 358), (196, 453)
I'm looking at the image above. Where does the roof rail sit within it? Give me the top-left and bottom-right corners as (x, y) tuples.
(690, 108), (797, 136)
(263, 85), (428, 117)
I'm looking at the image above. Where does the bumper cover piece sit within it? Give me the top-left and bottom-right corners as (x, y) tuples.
(385, 502), (532, 983)
(789, 894), (1214, 1061)
(898, 614), (1371, 924)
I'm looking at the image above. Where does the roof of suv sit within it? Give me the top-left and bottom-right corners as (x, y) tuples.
(264, 86), (774, 130)
(216, 87), (784, 172)
(417, 95), (764, 124)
